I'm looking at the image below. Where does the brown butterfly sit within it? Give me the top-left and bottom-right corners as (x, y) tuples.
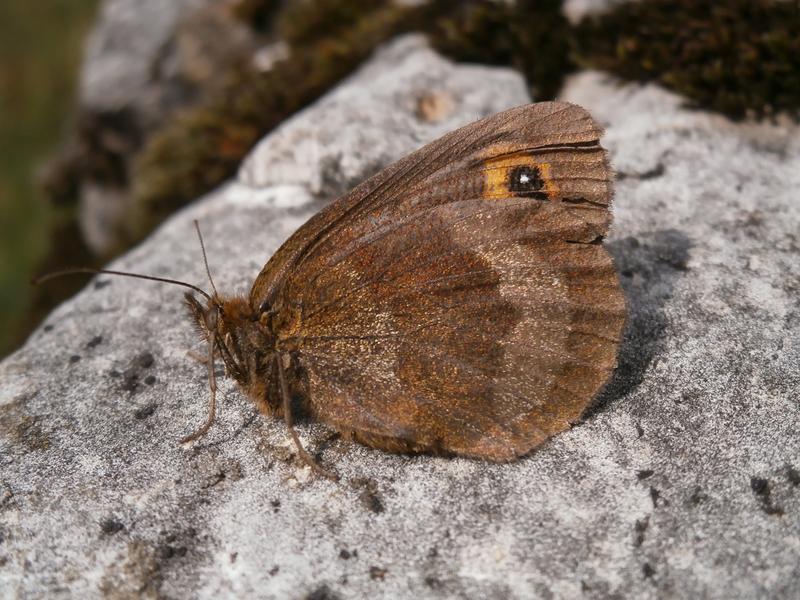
(41, 102), (626, 480)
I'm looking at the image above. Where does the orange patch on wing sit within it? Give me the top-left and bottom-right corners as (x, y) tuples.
(481, 153), (559, 201)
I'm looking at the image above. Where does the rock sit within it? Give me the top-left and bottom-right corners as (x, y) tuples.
(2, 36), (799, 598)
(80, 0), (218, 120)
(51, 0), (263, 255)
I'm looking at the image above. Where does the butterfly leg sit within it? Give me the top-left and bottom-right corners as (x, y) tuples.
(180, 332), (218, 444)
(275, 353), (339, 481)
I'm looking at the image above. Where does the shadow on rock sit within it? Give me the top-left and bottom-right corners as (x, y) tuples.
(586, 229), (692, 418)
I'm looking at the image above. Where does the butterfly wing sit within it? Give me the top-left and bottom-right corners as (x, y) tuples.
(253, 102), (625, 460)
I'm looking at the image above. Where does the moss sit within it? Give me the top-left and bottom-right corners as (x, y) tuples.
(433, 0), (800, 119)
(230, 0), (283, 33)
(276, 0), (386, 46)
(575, 0), (800, 119)
(431, 0), (574, 101)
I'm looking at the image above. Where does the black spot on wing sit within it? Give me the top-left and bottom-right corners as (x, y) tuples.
(508, 165), (547, 200)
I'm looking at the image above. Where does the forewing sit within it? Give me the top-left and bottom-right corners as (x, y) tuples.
(256, 102), (625, 459)
(250, 102), (609, 305)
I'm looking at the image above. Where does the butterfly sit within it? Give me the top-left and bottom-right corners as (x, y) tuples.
(40, 102), (625, 480)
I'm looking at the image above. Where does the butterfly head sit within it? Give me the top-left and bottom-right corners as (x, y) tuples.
(183, 292), (276, 391)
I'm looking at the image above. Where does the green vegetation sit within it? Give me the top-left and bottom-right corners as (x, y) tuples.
(0, 0), (99, 356)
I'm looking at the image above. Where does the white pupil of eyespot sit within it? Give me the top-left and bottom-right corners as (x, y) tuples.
(519, 173), (530, 184)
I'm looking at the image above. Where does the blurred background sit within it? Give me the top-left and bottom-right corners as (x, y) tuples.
(0, 0), (99, 357)
(1, 0), (798, 359)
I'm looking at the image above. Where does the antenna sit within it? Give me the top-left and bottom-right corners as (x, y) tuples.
(194, 220), (219, 298)
(32, 268), (211, 300)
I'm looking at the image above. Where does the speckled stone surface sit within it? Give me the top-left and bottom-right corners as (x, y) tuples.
(1, 37), (799, 599)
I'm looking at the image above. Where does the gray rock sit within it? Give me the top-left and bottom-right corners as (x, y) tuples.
(80, 0), (237, 124)
(2, 37), (799, 599)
